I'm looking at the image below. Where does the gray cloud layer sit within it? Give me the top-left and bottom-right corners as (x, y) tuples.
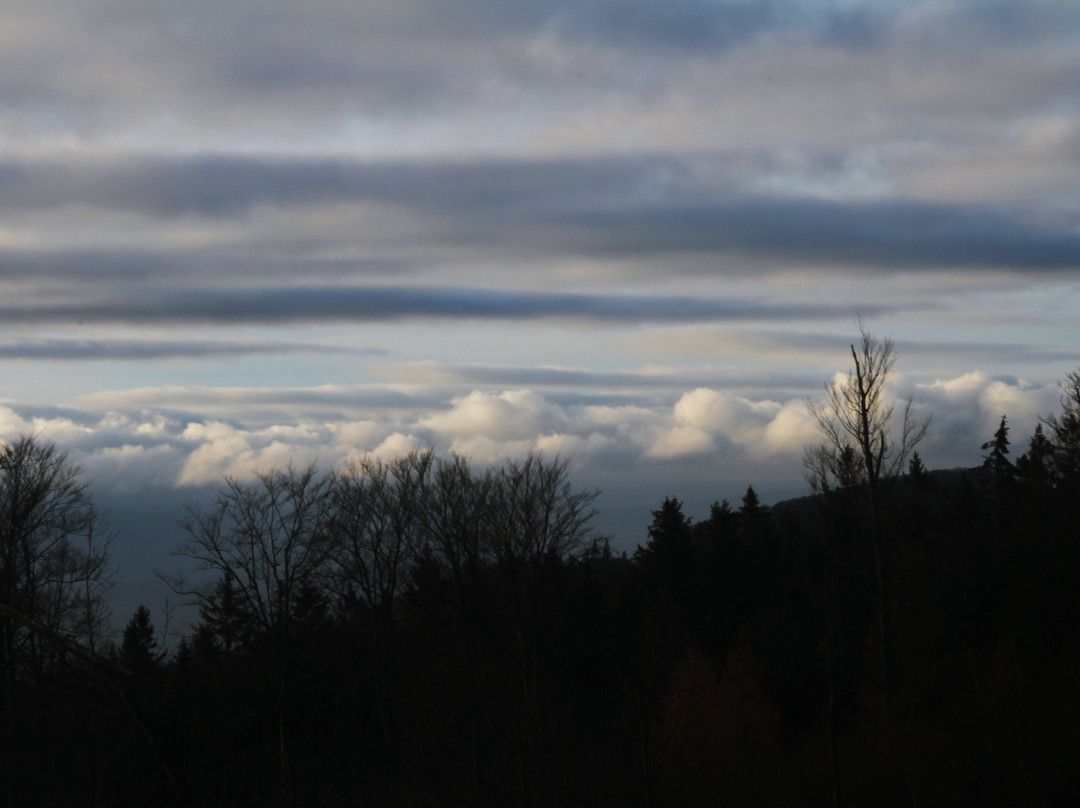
(0, 338), (361, 361)
(0, 285), (899, 326)
(3, 155), (1078, 278)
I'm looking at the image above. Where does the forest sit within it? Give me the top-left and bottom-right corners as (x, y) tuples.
(2, 333), (1079, 807)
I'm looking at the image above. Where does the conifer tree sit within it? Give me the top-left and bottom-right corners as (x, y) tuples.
(120, 604), (161, 670)
(906, 451), (931, 487)
(1017, 424), (1055, 490)
(981, 415), (1017, 482)
(635, 496), (693, 574)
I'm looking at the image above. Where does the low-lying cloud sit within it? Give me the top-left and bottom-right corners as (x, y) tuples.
(0, 370), (1061, 495)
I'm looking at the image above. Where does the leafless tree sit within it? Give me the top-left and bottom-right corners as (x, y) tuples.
(1042, 368), (1080, 487)
(328, 449), (434, 748)
(0, 435), (111, 682)
(487, 453), (600, 807)
(0, 435), (112, 803)
(804, 325), (928, 497)
(804, 324), (929, 734)
(414, 453), (496, 583)
(330, 450), (433, 623)
(170, 462), (335, 808)
(489, 453), (598, 571)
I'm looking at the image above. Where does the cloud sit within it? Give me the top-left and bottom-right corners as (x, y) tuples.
(565, 197), (1080, 268)
(0, 338), (358, 361)
(0, 0), (1078, 533)
(0, 284), (902, 326)
(913, 371), (1059, 463)
(418, 389), (569, 442)
(374, 360), (823, 392)
(647, 424), (716, 459)
(1, 366), (1072, 498)
(4, 154), (1079, 281)
(673, 388), (780, 442)
(71, 385), (438, 416)
(761, 401), (819, 454)
(624, 325), (1080, 379)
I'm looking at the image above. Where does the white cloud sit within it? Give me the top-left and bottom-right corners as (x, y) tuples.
(369, 432), (424, 459)
(1, 370), (1076, 500)
(673, 388), (781, 443)
(647, 425), (715, 459)
(418, 389), (568, 441)
(761, 400), (819, 454)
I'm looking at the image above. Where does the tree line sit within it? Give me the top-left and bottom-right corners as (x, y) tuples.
(2, 333), (1079, 806)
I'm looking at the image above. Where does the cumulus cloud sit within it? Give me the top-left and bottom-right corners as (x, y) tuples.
(1, 366), (1074, 499)
(915, 371), (1060, 465)
(673, 388), (781, 443)
(647, 425), (716, 459)
(418, 390), (568, 442)
(761, 401), (820, 454)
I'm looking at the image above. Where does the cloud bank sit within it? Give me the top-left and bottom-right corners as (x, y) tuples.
(0, 369), (1062, 500)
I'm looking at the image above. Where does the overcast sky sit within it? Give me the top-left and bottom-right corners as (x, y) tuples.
(2, 0), (1079, 542)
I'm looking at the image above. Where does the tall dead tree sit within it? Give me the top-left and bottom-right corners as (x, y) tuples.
(804, 324), (929, 733)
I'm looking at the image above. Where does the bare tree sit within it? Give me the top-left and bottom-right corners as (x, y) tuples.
(489, 453), (598, 571)
(0, 435), (112, 805)
(331, 450), (433, 624)
(804, 324), (929, 734)
(328, 449), (434, 748)
(805, 325), (928, 497)
(170, 462), (335, 808)
(409, 452), (497, 796)
(0, 435), (111, 681)
(485, 453), (600, 807)
(1043, 368), (1080, 488)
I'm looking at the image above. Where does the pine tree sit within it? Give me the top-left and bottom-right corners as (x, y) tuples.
(981, 415), (1017, 483)
(906, 451), (933, 489)
(1017, 424), (1055, 490)
(737, 486), (770, 544)
(121, 604), (162, 670)
(635, 496), (693, 571)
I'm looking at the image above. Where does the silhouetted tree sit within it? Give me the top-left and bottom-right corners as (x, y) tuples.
(0, 436), (112, 807)
(487, 453), (599, 805)
(1044, 369), (1080, 491)
(120, 604), (162, 671)
(738, 485), (770, 542)
(329, 450), (433, 752)
(1016, 424), (1054, 491)
(981, 415), (1016, 482)
(804, 324), (929, 743)
(171, 463), (335, 808)
(635, 496), (693, 576)
(196, 570), (255, 656)
(0, 436), (112, 675)
(906, 451), (930, 485)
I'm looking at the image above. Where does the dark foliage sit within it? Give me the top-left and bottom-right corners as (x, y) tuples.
(3, 396), (1080, 806)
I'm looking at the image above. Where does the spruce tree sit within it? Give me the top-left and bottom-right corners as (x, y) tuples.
(981, 415), (1017, 483)
(121, 604), (161, 670)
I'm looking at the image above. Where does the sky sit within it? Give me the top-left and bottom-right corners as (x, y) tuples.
(2, 0), (1080, 557)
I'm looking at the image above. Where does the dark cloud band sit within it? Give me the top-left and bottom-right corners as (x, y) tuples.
(3, 154), (1078, 272)
(0, 339), (361, 361)
(0, 285), (894, 326)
